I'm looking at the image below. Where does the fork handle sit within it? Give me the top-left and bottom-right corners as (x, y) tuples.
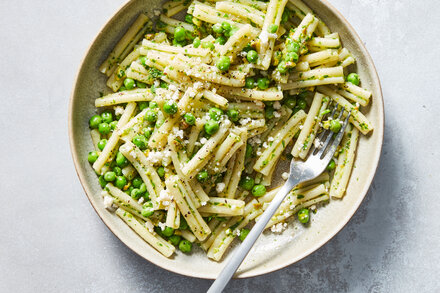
(207, 177), (300, 293)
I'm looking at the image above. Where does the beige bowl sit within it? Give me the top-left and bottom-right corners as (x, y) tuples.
(69, 0), (384, 279)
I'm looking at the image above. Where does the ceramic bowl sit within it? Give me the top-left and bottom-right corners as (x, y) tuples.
(69, 0), (384, 279)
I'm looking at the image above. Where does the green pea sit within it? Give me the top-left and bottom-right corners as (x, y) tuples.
(216, 56), (231, 71)
(124, 78), (135, 90)
(143, 127), (152, 139)
(98, 139), (107, 151)
(163, 100), (178, 115)
(277, 61), (288, 73)
(145, 109), (158, 123)
(227, 109), (239, 122)
(98, 122), (110, 135)
(149, 101), (159, 109)
(287, 41), (300, 53)
(113, 166), (122, 176)
(169, 235), (181, 246)
(98, 175), (107, 188)
(245, 77), (256, 89)
(297, 208), (310, 224)
(131, 188), (143, 199)
(257, 77), (269, 90)
(245, 144), (253, 159)
(174, 26), (186, 42)
(212, 23), (224, 34)
(185, 14), (193, 24)
(297, 98), (307, 110)
(252, 184), (266, 197)
(268, 24), (278, 33)
(221, 21), (231, 32)
(179, 216), (189, 230)
(109, 120), (118, 130)
(179, 239), (192, 253)
(88, 151), (99, 163)
(104, 171), (116, 182)
(139, 183), (147, 193)
(136, 81), (147, 88)
(141, 201), (154, 217)
(330, 119), (342, 133)
(347, 73), (360, 85)
(101, 111), (113, 123)
(209, 107), (223, 121)
(201, 40), (215, 50)
(240, 175), (254, 191)
(138, 101), (148, 110)
(162, 227), (174, 237)
(115, 176), (127, 189)
(285, 52), (299, 63)
(139, 56), (147, 67)
(265, 107), (275, 119)
(89, 115), (102, 129)
(215, 36), (226, 45)
(246, 50), (258, 63)
(184, 113), (196, 125)
(238, 228), (250, 241)
(157, 166), (165, 178)
(193, 37), (201, 48)
(327, 159), (336, 171)
(226, 26), (239, 37)
(132, 177), (143, 188)
(204, 120), (219, 135)
(132, 134), (147, 150)
(116, 152), (128, 167)
(196, 170), (209, 183)
(285, 97), (297, 108)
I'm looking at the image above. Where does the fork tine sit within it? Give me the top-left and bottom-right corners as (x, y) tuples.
(322, 109), (352, 161)
(315, 106), (346, 157)
(310, 105), (337, 155)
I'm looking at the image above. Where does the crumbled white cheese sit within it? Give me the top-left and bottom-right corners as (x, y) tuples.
(153, 8), (161, 16)
(282, 172), (289, 180)
(268, 136), (274, 142)
(130, 150), (137, 159)
(114, 106), (124, 116)
(254, 100), (264, 107)
(168, 84), (178, 92)
(153, 80), (160, 87)
(270, 222), (287, 233)
(145, 221), (155, 233)
(225, 228), (232, 235)
(147, 151), (163, 164)
(158, 189), (173, 207)
(310, 205), (317, 211)
(138, 197), (145, 204)
(314, 137), (324, 148)
(262, 142), (268, 149)
(103, 196), (114, 209)
(200, 137), (207, 145)
(216, 183), (226, 193)
(256, 151), (262, 156)
(158, 222), (167, 231)
(201, 201), (207, 206)
(175, 129), (184, 139)
(235, 229), (241, 236)
(239, 118), (251, 126)
(274, 111), (281, 118)
(273, 101), (281, 110)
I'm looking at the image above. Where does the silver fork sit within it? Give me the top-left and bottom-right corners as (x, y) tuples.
(207, 106), (351, 293)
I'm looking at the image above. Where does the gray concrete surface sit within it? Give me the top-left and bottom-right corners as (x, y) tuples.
(1, 0), (439, 292)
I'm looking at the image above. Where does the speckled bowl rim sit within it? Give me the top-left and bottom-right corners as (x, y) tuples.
(68, 0), (384, 279)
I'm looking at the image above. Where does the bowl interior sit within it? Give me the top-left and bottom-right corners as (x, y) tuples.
(69, 0), (384, 279)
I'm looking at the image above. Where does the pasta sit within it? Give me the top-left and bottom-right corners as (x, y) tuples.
(87, 0), (374, 260)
